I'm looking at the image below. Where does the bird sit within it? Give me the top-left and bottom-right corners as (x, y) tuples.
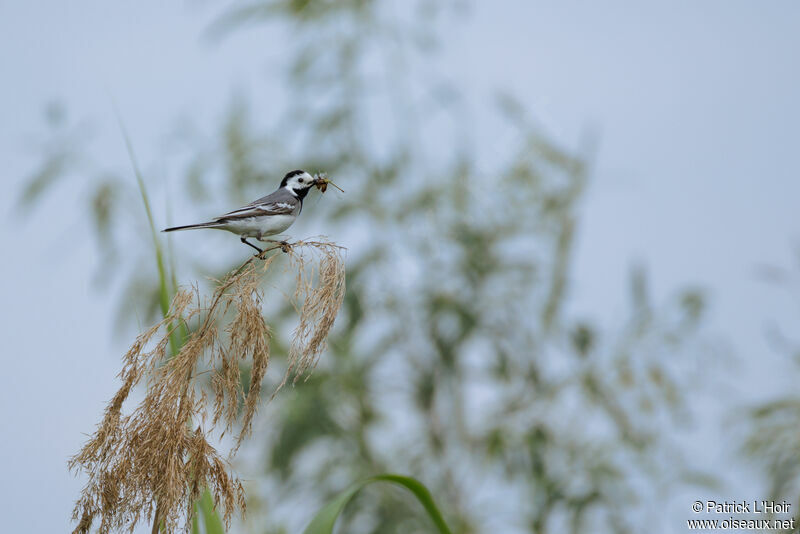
(162, 170), (322, 254)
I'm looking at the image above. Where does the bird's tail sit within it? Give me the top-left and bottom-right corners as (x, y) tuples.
(162, 222), (222, 232)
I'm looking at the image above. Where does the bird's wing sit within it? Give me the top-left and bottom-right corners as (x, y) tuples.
(213, 191), (298, 222)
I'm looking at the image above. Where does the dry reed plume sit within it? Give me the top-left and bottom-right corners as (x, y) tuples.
(69, 240), (345, 534)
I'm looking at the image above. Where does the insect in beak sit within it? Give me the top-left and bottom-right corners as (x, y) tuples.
(313, 173), (344, 193)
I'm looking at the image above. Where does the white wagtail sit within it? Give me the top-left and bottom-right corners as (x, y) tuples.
(163, 170), (326, 254)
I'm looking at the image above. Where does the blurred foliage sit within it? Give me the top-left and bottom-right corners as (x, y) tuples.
(743, 253), (800, 529)
(23, 1), (712, 533)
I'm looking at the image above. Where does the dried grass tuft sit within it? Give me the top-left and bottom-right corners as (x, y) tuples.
(69, 240), (345, 534)
(279, 240), (346, 392)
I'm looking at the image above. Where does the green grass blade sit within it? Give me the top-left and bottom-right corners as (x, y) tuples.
(116, 113), (222, 532)
(198, 489), (226, 534)
(116, 120), (170, 318)
(191, 503), (200, 534)
(302, 474), (452, 534)
(115, 114), (187, 354)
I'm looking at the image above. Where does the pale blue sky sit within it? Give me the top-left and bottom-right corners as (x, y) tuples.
(1, 1), (799, 532)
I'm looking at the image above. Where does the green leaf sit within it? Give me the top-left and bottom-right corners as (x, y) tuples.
(191, 510), (199, 534)
(302, 474), (452, 534)
(198, 489), (225, 534)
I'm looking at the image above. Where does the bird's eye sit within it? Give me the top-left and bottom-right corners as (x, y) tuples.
(298, 178), (304, 183)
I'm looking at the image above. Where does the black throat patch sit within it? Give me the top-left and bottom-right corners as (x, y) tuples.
(289, 186), (311, 201)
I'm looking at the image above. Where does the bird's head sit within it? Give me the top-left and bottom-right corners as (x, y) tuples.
(280, 170), (317, 199)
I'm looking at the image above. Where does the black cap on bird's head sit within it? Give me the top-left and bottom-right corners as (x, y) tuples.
(280, 170), (308, 187)
(280, 170), (317, 199)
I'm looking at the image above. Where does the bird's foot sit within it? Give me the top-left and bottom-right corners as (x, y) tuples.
(255, 238), (292, 254)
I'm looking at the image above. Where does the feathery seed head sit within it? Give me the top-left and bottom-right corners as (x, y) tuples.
(70, 240), (345, 534)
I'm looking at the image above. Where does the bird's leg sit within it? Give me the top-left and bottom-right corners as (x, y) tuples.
(241, 237), (263, 254)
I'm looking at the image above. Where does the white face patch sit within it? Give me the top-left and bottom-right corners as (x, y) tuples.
(285, 172), (315, 192)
